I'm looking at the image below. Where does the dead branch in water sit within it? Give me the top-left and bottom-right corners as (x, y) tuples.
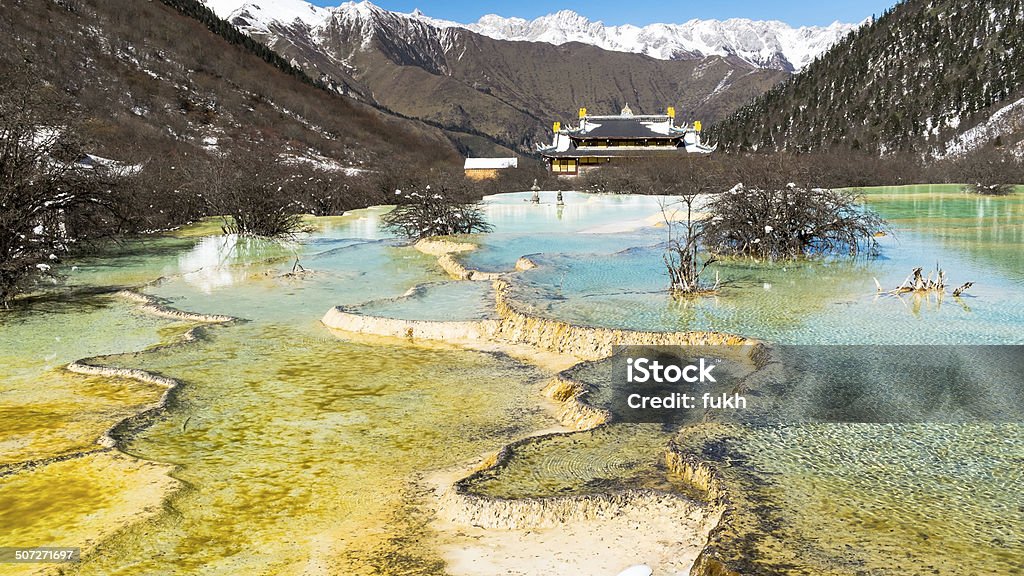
(952, 282), (974, 297)
(890, 266), (946, 294)
(875, 266), (974, 300)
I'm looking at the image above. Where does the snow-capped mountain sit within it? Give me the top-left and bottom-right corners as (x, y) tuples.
(205, 0), (330, 31)
(423, 10), (858, 72)
(203, 1), (857, 72)
(198, 0), (792, 154)
(711, 0), (1024, 157)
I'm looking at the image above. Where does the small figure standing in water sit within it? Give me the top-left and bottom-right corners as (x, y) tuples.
(530, 179), (540, 204)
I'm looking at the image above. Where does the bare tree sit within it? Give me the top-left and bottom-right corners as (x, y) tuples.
(703, 184), (887, 260)
(637, 158), (726, 297)
(200, 149), (311, 238)
(661, 195), (718, 297)
(290, 166), (348, 216)
(950, 148), (1020, 196)
(0, 66), (121, 305)
(381, 184), (493, 240)
(577, 157), (727, 296)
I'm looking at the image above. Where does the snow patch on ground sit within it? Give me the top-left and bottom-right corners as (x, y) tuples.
(939, 96), (1024, 158)
(279, 152), (369, 175)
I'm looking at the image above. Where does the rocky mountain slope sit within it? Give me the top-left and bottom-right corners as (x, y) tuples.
(0, 0), (458, 169)
(203, 0), (794, 154)
(710, 0), (1024, 158)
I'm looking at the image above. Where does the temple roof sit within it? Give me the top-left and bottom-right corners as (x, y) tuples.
(539, 107), (715, 157)
(568, 117), (682, 140)
(541, 148), (687, 159)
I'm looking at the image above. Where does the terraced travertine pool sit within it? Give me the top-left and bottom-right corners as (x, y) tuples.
(0, 185), (1021, 575)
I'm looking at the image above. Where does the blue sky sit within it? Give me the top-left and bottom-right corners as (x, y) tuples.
(314, 0), (900, 27)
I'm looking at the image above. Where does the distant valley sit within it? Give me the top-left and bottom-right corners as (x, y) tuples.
(202, 1), (858, 154)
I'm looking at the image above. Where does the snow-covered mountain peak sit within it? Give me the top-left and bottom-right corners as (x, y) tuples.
(328, 1), (455, 38)
(540, 10), (600, 27)
(335, 0), (382, 18)
(452, 11), (859, 71)
(201, 0), (859, 71)
(205, 0), (331, 31)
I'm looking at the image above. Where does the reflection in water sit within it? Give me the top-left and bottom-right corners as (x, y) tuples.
(177, 235), (290, 292)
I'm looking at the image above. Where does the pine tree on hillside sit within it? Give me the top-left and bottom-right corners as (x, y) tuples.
(709, 0), (1024, 156)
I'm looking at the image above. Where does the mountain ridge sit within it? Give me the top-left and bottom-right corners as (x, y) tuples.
(415, 9), (860, 72)
(0, 0), (458, 167)
(202, 0), (791, 154)
(207, 0), (858, 72)
(709, 0), (1024, 158)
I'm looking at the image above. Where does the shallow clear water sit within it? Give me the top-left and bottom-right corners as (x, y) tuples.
(466, 186), (1024, 575)
(1, 186), (1021, 575)
(77, 324), (550, 575)
(0, 299), (186, 466)
(499, 186), (1024, 343)
(353, 280), (497, 321)
(673, 422), (1024, 575)
(748, 423), (1023, 575)
(1, 207), (558, 574)
(465, 424), (698, 500)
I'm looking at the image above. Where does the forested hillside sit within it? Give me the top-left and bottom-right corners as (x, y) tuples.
(210, 1), (789, 155)
(710, 0), (1024, 157)
(0, 0), (468, 302)
(0, 0), (458, 168)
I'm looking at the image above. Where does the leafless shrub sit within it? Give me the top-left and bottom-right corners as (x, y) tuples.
(661, 196), (718, 298)
(380, 185), (493, 239)
(113, 157), (209, 231)
(964, 182), (1015, 196)
(201, 150), (311, 238)
(703, 184), (887, 260)
(618, 158), (726, 297)
(285, 166), (352, 216)
(934, 147), (1022, 191)
(0, 66), (124, 305)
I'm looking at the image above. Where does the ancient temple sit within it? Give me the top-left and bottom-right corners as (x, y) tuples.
(538, 105), (715, 175)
